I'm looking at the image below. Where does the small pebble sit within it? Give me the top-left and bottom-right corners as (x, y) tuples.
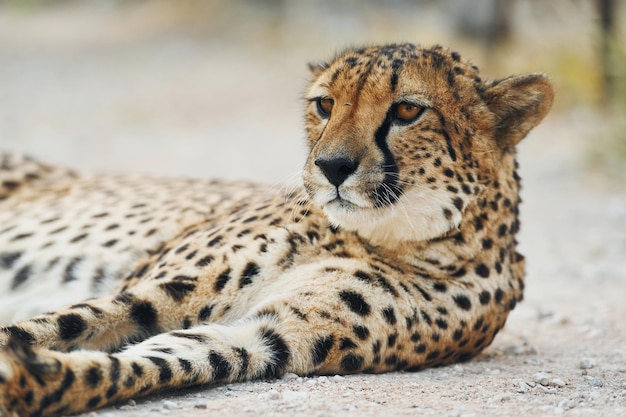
(317, 376), (329, 383)
(584, 376), (603, 387)
(332, 375), (345, 382)
(161, 400), (178, 410)
(551, 378), (566, 387)
(282, 373), (299, 381)
(533, 372), (552, 386)
(305, 379), (318, 386)
(515, 380), (530, 393)
(258, 389), (281, 401)
(579, 358), (596, 369)
(558, 399), (576, 410)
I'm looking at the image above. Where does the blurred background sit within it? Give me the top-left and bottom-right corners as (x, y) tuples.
(0, 0), (624, 184)
(2, 4), (626, 414)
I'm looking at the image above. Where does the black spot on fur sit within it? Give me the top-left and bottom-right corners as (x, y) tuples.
(260, 328), (290, 379)
(207, 236), (223, 247)
(145, 356), (173, 383)
(0, 251), (22, 269)
(109, 355), (121, 384)
(453, 197), (464, 211)
(209, 352), (232, 380)
(85, 367), (102, 388)
(198, 304), (214, 322)
(475, 264), (490, 278)
(36, 368), (75, 413)
(4, 326), (35, 344)
(130, 301), (158, 333)
(312, 335), (334, 365)
(435, 318), (448, 329)
(413, 284), (432, 301)
(11, 265), (31, 290)
(479, 291), (491, 305)
(339, 338), (357, 350)
(387, 332), (398, 347)
(382, 307), (397, 325)
(353, 325), (370, 340)
(239, 262), (260, 288)
(453, 295), (472, 310)
(170, 332), (207, 343)
(57, 314), (86, 341)
(451, 267), (467, 277)
(354, 270), (372, 282)
(87, 395), (102, 408)
(339, 290), (371, 316)
(159, 281), (196, 301)
(214, 268), (231, 292)
(70, 233), (88, 243)
(195, 255), (214, 267)
(341, 353), (364, 372)
(426, 350), (440, 361)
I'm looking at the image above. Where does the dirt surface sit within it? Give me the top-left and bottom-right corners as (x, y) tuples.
(1, 4), (625, 417)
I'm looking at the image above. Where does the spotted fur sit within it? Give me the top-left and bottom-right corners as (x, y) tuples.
(0, 43), (553, 417)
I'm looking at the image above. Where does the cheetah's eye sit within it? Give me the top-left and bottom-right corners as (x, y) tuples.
(315, 98), (334, 118)
(394, 102), (424, 123)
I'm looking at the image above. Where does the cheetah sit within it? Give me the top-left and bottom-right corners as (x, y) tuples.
(0, 43), (553, 417)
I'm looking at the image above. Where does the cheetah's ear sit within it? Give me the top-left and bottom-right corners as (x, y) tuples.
(483, 73), (554, 148)
(308, 61), (328, 77)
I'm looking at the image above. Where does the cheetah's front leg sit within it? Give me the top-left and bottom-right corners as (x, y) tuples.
(0, 313), (293, 417)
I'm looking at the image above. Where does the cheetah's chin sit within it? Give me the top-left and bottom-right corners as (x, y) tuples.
(321, 187), (465, 245)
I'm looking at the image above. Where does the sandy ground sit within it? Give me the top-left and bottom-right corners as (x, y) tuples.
(1, 3), (625, 417)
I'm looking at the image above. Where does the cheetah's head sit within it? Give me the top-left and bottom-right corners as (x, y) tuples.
(302, 43), (553, 245)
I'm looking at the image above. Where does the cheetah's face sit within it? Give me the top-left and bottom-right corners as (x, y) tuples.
(302, 44), (553, 245)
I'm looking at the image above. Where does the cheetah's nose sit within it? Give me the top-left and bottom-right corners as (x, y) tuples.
(315, 156), (359, 187)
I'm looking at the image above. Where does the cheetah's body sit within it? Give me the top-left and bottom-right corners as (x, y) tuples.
(0, 44), (553, 417)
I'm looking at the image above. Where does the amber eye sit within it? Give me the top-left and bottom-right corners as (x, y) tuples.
(316, 97), (334, 118)
(395, 102), (424, 123)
